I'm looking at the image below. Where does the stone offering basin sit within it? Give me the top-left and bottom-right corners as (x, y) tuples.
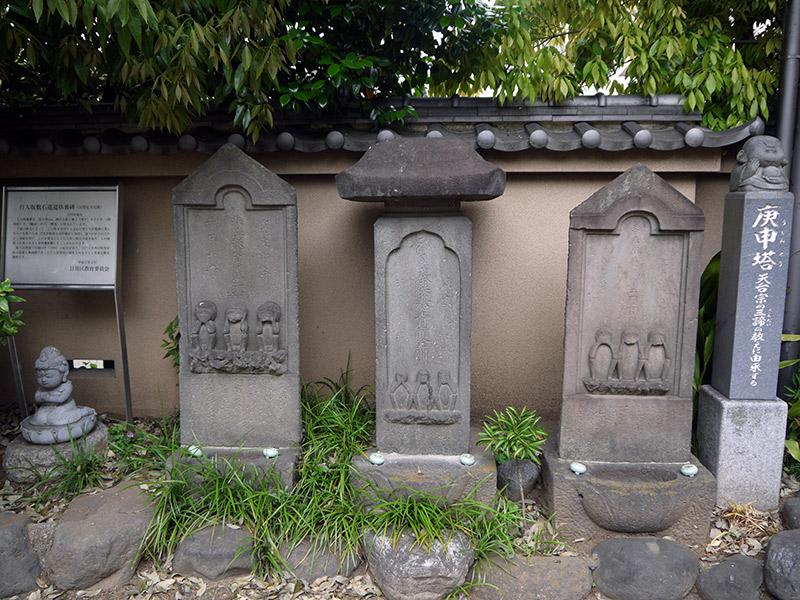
(573, 464), (705, 533)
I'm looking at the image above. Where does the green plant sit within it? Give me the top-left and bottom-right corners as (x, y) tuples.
(477, 407), (549, 507)
(23, 436), (108, 507)
(477, 407), (548, 466)
(363, 486), (523, 560)
(784, 370), (800, 475)
(694, 252), (720, 400)
(161, 315), (180, 374)
(108, 411), (180, 478)
(141, 367), (376, 577)
(140, 368), (565, 579)
(0, 278), (25, 345)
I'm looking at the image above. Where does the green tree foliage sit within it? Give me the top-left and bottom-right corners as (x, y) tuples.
(0, 0), (785, 137)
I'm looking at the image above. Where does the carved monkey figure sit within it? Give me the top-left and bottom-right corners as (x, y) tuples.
(730, 136), (788, 192)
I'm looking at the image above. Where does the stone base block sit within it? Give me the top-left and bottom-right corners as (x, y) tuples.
(541, 437), (715, 555)
(351, 438), (496, 507)
(696, 384), (786, 510)
(2, 424), (109, 483)
(559, 394), (693, 463)
(169, 446), (298, 490)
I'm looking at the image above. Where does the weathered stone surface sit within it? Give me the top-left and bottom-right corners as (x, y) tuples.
(174, 144), (301, 451)
(168, 446), (299, 490)
(467, 554), (592, 600)
(697, 387), (786, 510)
(573, 463), (710, 533)
(173, 525), (254, 580)
(372, 214), (473, 455)
(45, 482), (154, 590)
(279, 538), (361, 581)
(559, 165), (705, 463)
(351, 432), (496, 507)
(21, 346), (97, 445)
(696, 554), (763, 600)
(3, 423), (109, 483)
(496, 460), (540, 502)
(335, 138), (506, 203)
(0, 511), (41, 597)
(363, 528), (474, 600)
(764, 529), (800, 600)
(592, 538), (699, 600)
(712, 161), (793, 399)
(541, 439), (715, 553)
(782, 497), (800, 530)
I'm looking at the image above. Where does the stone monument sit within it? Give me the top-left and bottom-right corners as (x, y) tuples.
(337, 137), (502, 503)
(173, 144), (300, 485)
(542, 164), (716, 552)
(697, 136), (793, 510)
(3, 346), (107, 482)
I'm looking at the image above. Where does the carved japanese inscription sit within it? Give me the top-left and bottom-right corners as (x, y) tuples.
(385, 232), (462, 425)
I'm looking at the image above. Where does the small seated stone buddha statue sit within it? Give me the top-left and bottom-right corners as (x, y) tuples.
(20, 346), (97, 444)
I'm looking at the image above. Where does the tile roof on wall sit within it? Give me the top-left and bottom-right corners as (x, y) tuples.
(0, 94), (765, 157)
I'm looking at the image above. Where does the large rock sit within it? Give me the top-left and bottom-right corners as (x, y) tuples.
(765, 529), (800, 600)
(0, 511), (41, 597)
(695, 554), (762, 600)
(45, 482), (154, 589)
(592, 538), (698, 600)
(363, 528), (474, 600)
(782, 497), (800, 530)
(279, 538), (361, 581)
(2, 424), (108, 483)
(173, 525), (254, 580)
(467, 554), (592, 600)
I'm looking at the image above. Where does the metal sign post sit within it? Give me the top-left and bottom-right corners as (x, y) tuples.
(1, 186), (133, 422)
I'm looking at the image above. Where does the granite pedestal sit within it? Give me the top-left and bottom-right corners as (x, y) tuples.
(696, 136), (793, 510)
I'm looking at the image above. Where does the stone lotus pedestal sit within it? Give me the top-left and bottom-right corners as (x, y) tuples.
(542, 165), (715, 553)
(337, 137), (504, 505)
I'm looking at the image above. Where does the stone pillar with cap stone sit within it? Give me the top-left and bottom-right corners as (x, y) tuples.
(336, 137), (502, 504)
(172, 143), (301, 487)
(697, 135), (793, 510)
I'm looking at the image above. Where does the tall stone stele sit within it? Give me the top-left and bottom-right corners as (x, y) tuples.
(543, 164), (716, 552)
(173, 144), (300, 484)
(337, 137), (503, 504)
(697, 135), (793, 510)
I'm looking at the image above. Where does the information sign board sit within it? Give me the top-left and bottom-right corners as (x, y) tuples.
(2, 186), (119, 288)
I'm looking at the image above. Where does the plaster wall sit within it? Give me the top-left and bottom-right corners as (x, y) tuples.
(0, 149), (728, 430)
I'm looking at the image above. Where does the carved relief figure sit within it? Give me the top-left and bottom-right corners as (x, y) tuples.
(257, 301), (282, 352)
(384, 367), (462, 425)
(437, 370), (457, 411)
(616, 328), (644, 381)
(224, 307), (248, 352)
(191, 300), (218, 351)
(20, 346), (97, 444)
(588, 328), (616, 380)
(643, 330), (671, 381)
(390, 372), (410, 409)
(412, 370), (433, 410)
(730, 136), (789, 192)
(583, 327), (672, 395)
